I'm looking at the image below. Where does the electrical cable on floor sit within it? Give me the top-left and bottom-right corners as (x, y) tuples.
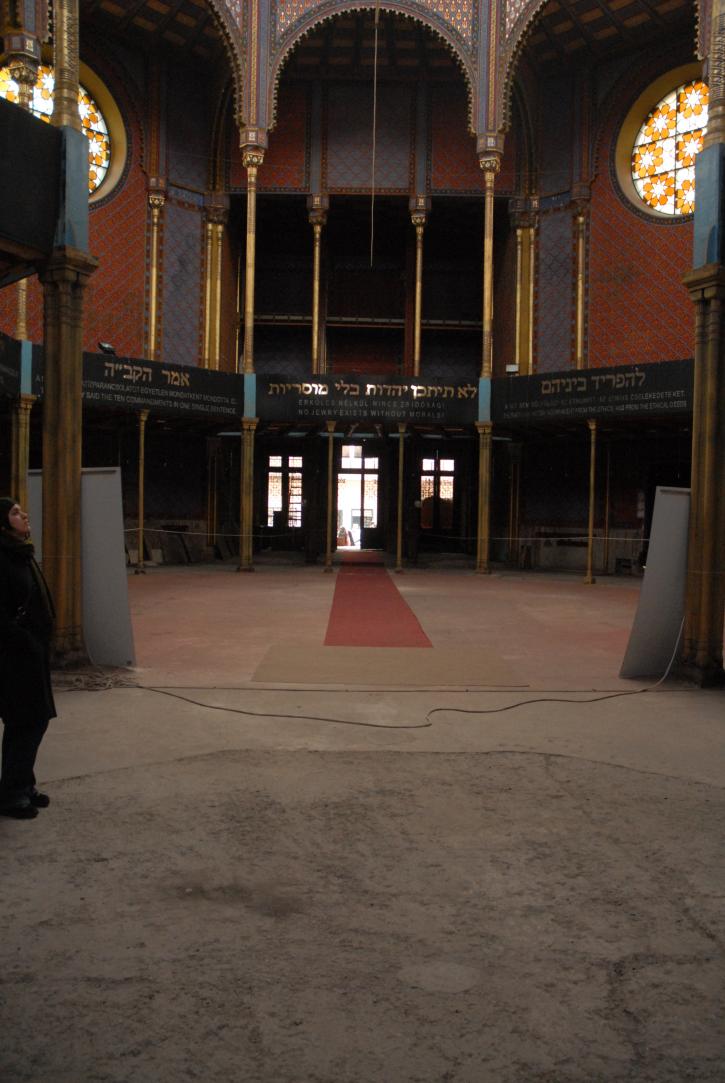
(55, 616), (696, 729)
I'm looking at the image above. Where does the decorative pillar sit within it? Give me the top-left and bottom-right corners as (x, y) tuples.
(478, 154), (501, 377)
(324, 421), (336, 573)
(679, 0), (725, 684)
(40, 248), (98, 658)
(241, 147), (264, 374)
(135, 409), (149, 574)
(10, 394), (36, 509)
(38, 0), (97, 659)
(307, 195), (329, 375)
(206, 437), (220, 546)
(572, 186), (590, 370)
(475, 421), (493, 574)
(395, 423), (406, 573)
(237, 417), (258, 571)
(146, 186), (166, 361)
(202, 196), (228, 371)
(507, 442), (521, 565)
(510, 198), (538, 376)
(584, 419), (597, 585)
(409, 195), (430, 378)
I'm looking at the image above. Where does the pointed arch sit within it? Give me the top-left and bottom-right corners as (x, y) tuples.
(267, 5), (477, 134)
(205, 0), (246, 126)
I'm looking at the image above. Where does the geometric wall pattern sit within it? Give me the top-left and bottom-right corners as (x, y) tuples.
(536, 210), (573, 372)
(326, 84), (412, 191)
(588, 156), (693, 367)
(84, 155), (148, 357)
(262, 82), (308, 190)
(162, 201), (203, 367)
(430, 84), (482, 191)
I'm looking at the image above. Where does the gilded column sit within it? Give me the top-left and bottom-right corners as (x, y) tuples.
(510, 198), (538, 375)
(10, 395), (36, 509)
(679, 0), (725, 684)
(146, 188), (166, 361)
(507, 442), (521, 565)
(572, 187), (589, 370)
(478, 154), (500, 378)
(395, 423), (406, 573)
(475, 422), (493, 574)
(324, 421), (336, 572)
(202, 198), (228, 371)
(135, 409), (149, 574)
(40, 248), (98, 658)
(241, 148), (264, 374)
(238, 417), (258, 571)
(52, 0), (80, 131)
(409, 195), (430, 378)
(584, 419), (597, 585)
(307, 195), (329, 375)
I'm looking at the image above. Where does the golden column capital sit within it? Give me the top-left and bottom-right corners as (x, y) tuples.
(6, 57), (40, 109)
(242, 148), (265, 170)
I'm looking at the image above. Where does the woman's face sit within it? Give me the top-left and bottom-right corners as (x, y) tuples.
(5, 504), (30, 539)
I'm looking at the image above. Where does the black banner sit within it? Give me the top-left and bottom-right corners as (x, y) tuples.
(491, 359), (693, 424)
(257, 374), (479, 425)
(31, 352), (244, 418)
(0, 335), (20, 397)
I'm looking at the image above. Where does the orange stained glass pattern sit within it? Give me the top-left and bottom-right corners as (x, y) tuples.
(0, 64), (111, 194)
(632, 80), (708, 216)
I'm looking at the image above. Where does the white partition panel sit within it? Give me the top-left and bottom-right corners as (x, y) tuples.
(620, 486), (690, 679)
(28, 468), (135, 667)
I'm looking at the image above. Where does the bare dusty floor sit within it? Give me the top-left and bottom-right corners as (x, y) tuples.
(1, 566), (724, 1083)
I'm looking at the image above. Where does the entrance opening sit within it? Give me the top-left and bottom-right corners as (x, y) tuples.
(337, 444), (380, 550)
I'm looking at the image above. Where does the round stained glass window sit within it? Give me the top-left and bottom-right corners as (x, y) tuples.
(631, 80), (708, 216)
(0, 64), (111, 194)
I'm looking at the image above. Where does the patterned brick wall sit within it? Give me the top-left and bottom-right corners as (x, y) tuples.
(262, 83), (308, 191)
(588, 129), (693, 368)
(161, 201), (203, 367)
(326, 84), (412, 191)
(537, 75), (573, 198)
(430, 84), (482, 192)
(536, 209), (573, 372)
(84, 154), (147, 356)
(167, 67), (211, 191)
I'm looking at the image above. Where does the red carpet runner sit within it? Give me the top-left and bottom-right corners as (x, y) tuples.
(324, 566), (432, 648)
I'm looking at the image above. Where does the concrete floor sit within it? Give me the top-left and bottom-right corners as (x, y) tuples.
(2, 565), (724, 1082)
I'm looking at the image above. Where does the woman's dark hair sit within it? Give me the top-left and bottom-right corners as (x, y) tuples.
(0, 497), (18, 532)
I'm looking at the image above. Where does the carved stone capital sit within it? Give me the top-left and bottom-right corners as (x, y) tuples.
(242, 148), (265, 169)
(509, 196), (538, 230)
(204, 194), (229, 226)
(307, 192), (329, 226)
(478, 154), (501, 175)
(148, 193), (166, 211)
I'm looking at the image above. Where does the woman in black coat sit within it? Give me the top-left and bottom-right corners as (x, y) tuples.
(0, 497), (56, 819)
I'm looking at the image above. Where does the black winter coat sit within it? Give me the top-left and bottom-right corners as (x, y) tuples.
(0, 536), (56, 724)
